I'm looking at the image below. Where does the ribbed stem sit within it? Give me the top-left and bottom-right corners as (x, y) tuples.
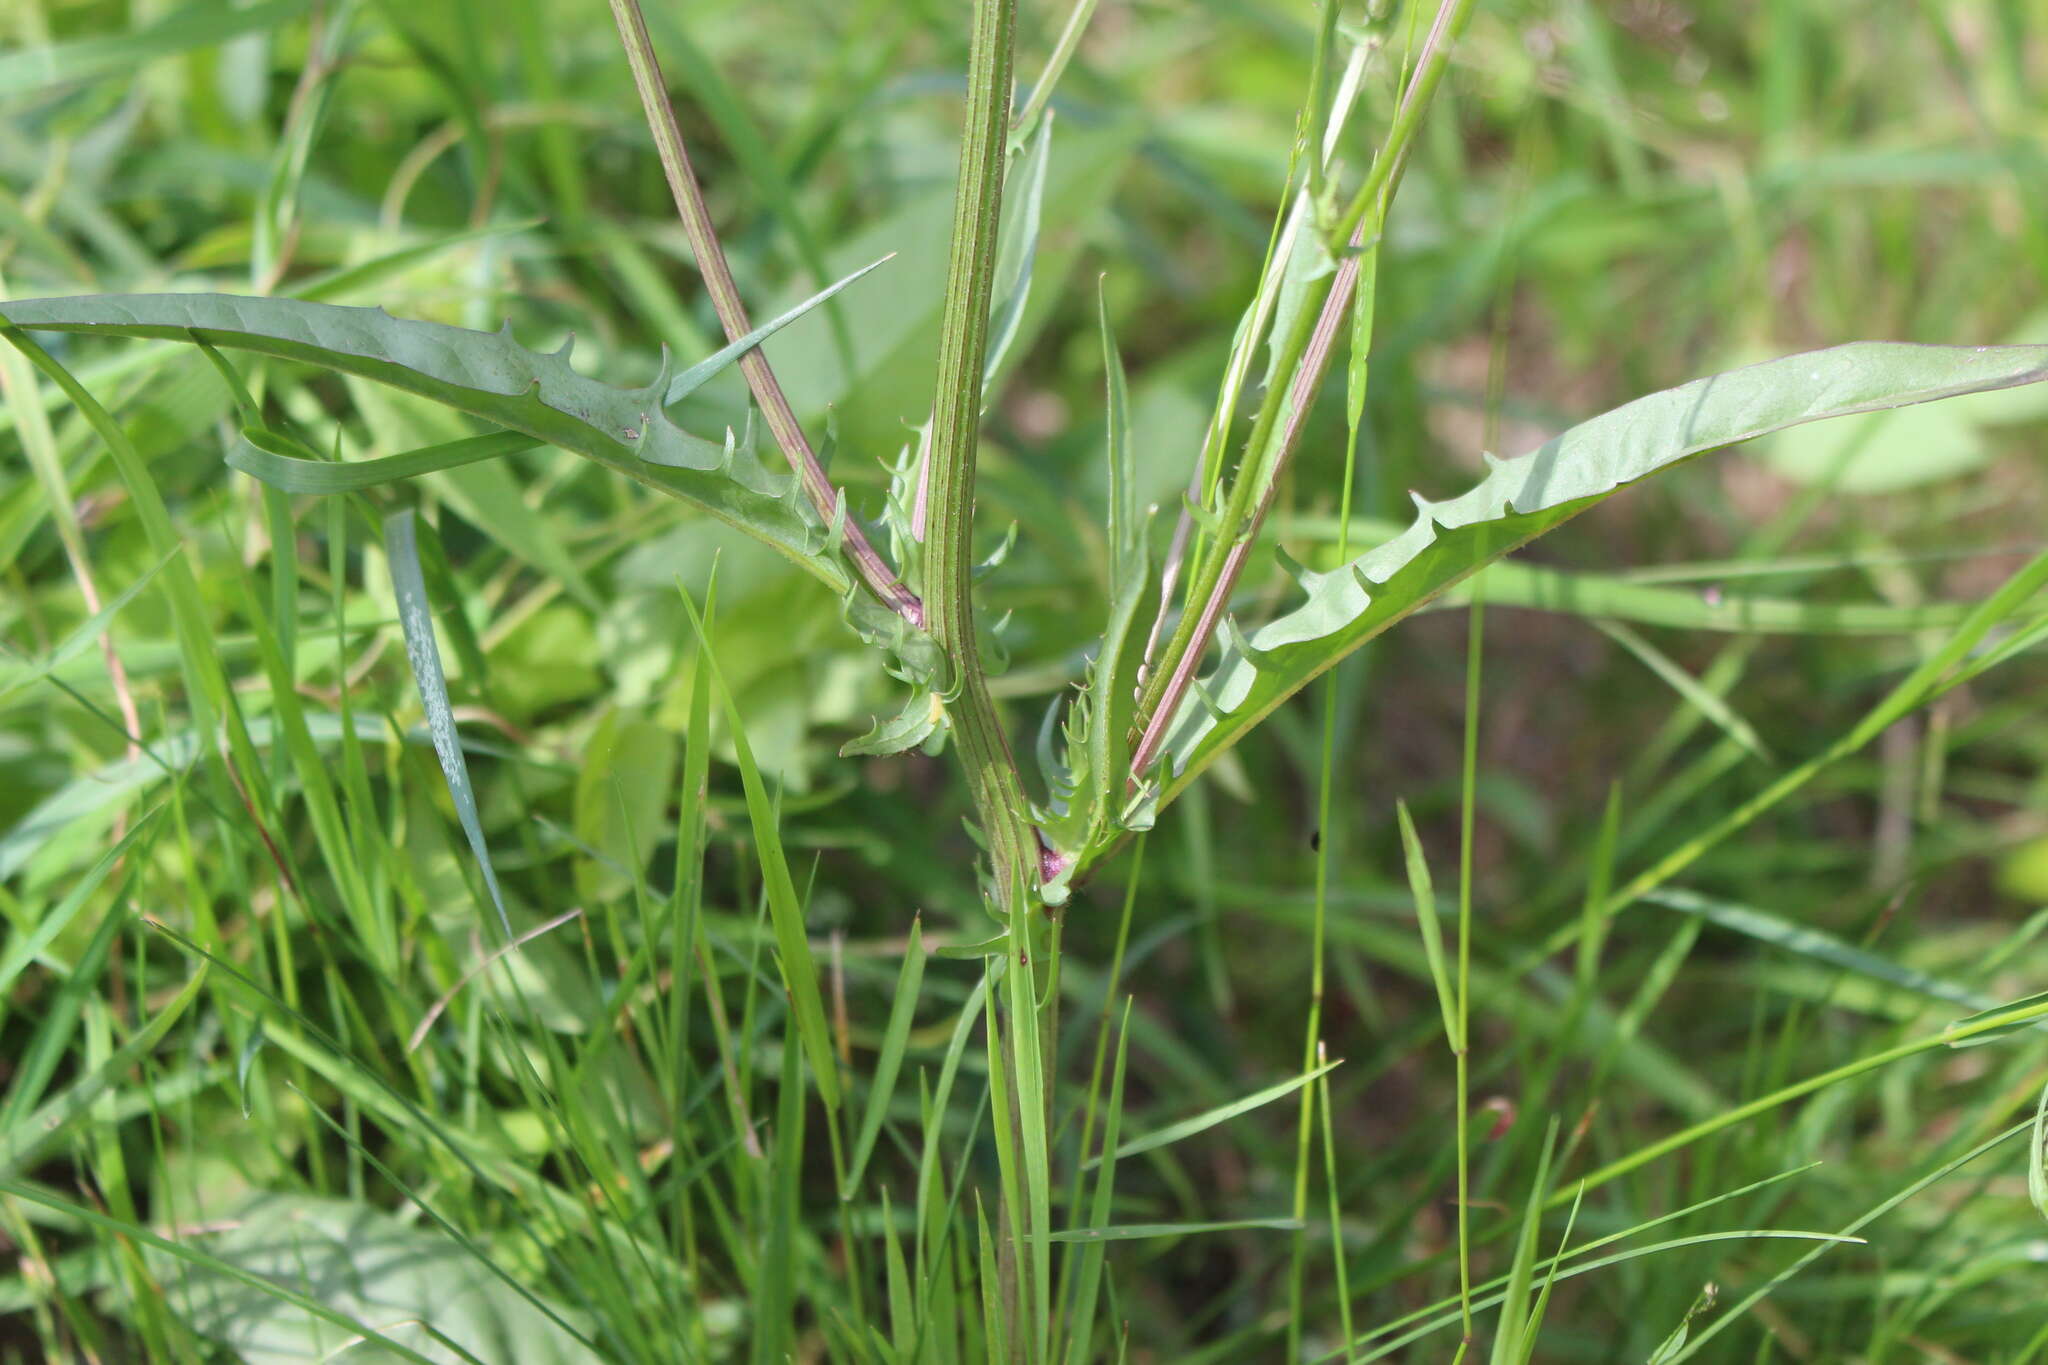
(924, 0), (1039, 909)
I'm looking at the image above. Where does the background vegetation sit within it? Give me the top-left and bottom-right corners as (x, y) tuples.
(4, 0), (2048, 1359)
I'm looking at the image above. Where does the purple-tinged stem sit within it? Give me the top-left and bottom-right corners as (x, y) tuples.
(608, 0), (923, 625)
(1128, 234), (1365, 783)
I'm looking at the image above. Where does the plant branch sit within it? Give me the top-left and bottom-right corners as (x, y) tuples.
(1129, 228), (1365, 781)
(925, 0), (1040, 908)
(1129, 0), (1477, 786)
(607, 0), (922, 624)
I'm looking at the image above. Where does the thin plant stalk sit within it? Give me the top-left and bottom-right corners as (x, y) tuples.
(1454, 580), (1484, 1355)
(1127, 226), (1367, 782)
(1290, 207), (1378, 1361)
(606, 0), (922, 624)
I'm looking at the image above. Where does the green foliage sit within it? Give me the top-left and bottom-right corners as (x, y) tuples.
(1139, 342), (2048, 815)
(8, 0), (2048, 1361)
(141, 1193), (600, 1365)
(0, 293), (851, 586)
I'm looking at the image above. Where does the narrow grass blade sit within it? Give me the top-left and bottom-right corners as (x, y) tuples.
(0, 548), (178, 703)
(1088, 1060), (1340, 1168)
(1002, 899), (1054, 1359)
(1338, 1231), (1861, 1363)
(0, 330), (239, 748)
(1654, 1121), (2030, 1362)
(0, 811), (156, 1015)
(384, 509), (511, 939)
(1488, 1121), (1558, 1365)
(1510, 1185), (1579, 1365)
(667, 255), (893, 405)
(0, 966), (206, 1180)
(1395, 800), (1459, 1049)
(1337, 1163), (1820, 1357)
(755, 1032), (806, 1364)
(842, 919), (928, 1197)
(1551, 988), (2048, 1205)
(976, 1193), (1005, 1354)
(1064, 996), (1131, 1363)
(1046, 1218), (1302, 1243)
(1595, 619), (1773, 762)
(676, 582), (841, 1109)
(1944, 987), (2048, 1048)
(1644, 887), (1993, 1010)
(1578, 780), (1623, 968)
(1013, 0), (1098, 139)
(0, 833), (152, 1131)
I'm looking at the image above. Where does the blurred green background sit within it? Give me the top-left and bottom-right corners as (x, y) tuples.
(5, 0), (2048, 1359)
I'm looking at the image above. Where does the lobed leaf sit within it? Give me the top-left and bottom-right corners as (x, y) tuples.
(0, 293), (852, 590)
(1145, 342), (2048, 809)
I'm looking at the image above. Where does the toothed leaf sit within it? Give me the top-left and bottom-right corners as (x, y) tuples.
(0, 293), (851, 589)
(1147, 342), (2048, 806)
(841, 691), (947, 758)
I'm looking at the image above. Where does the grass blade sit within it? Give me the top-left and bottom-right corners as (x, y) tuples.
(1088, 1060), (1340, 1168)
(384, 508), (512, 938)
(676, 581), (842, 1109)
(1395, 799), (1460, 1049)
(0, 966), (207, 1181)
(667, 255), (894, 405)
(842, 918), (928, 1197)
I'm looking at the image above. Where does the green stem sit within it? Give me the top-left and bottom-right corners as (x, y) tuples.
(926, 0), (1039, 910)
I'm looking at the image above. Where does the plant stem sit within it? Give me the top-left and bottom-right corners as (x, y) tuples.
(925, 0), (1040, 910)
(1128, 0), (1478, 788)
(607, 0), (922, 624)
(1454, 581), (1483, 1349)
(1128, 224), (1365, 781)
